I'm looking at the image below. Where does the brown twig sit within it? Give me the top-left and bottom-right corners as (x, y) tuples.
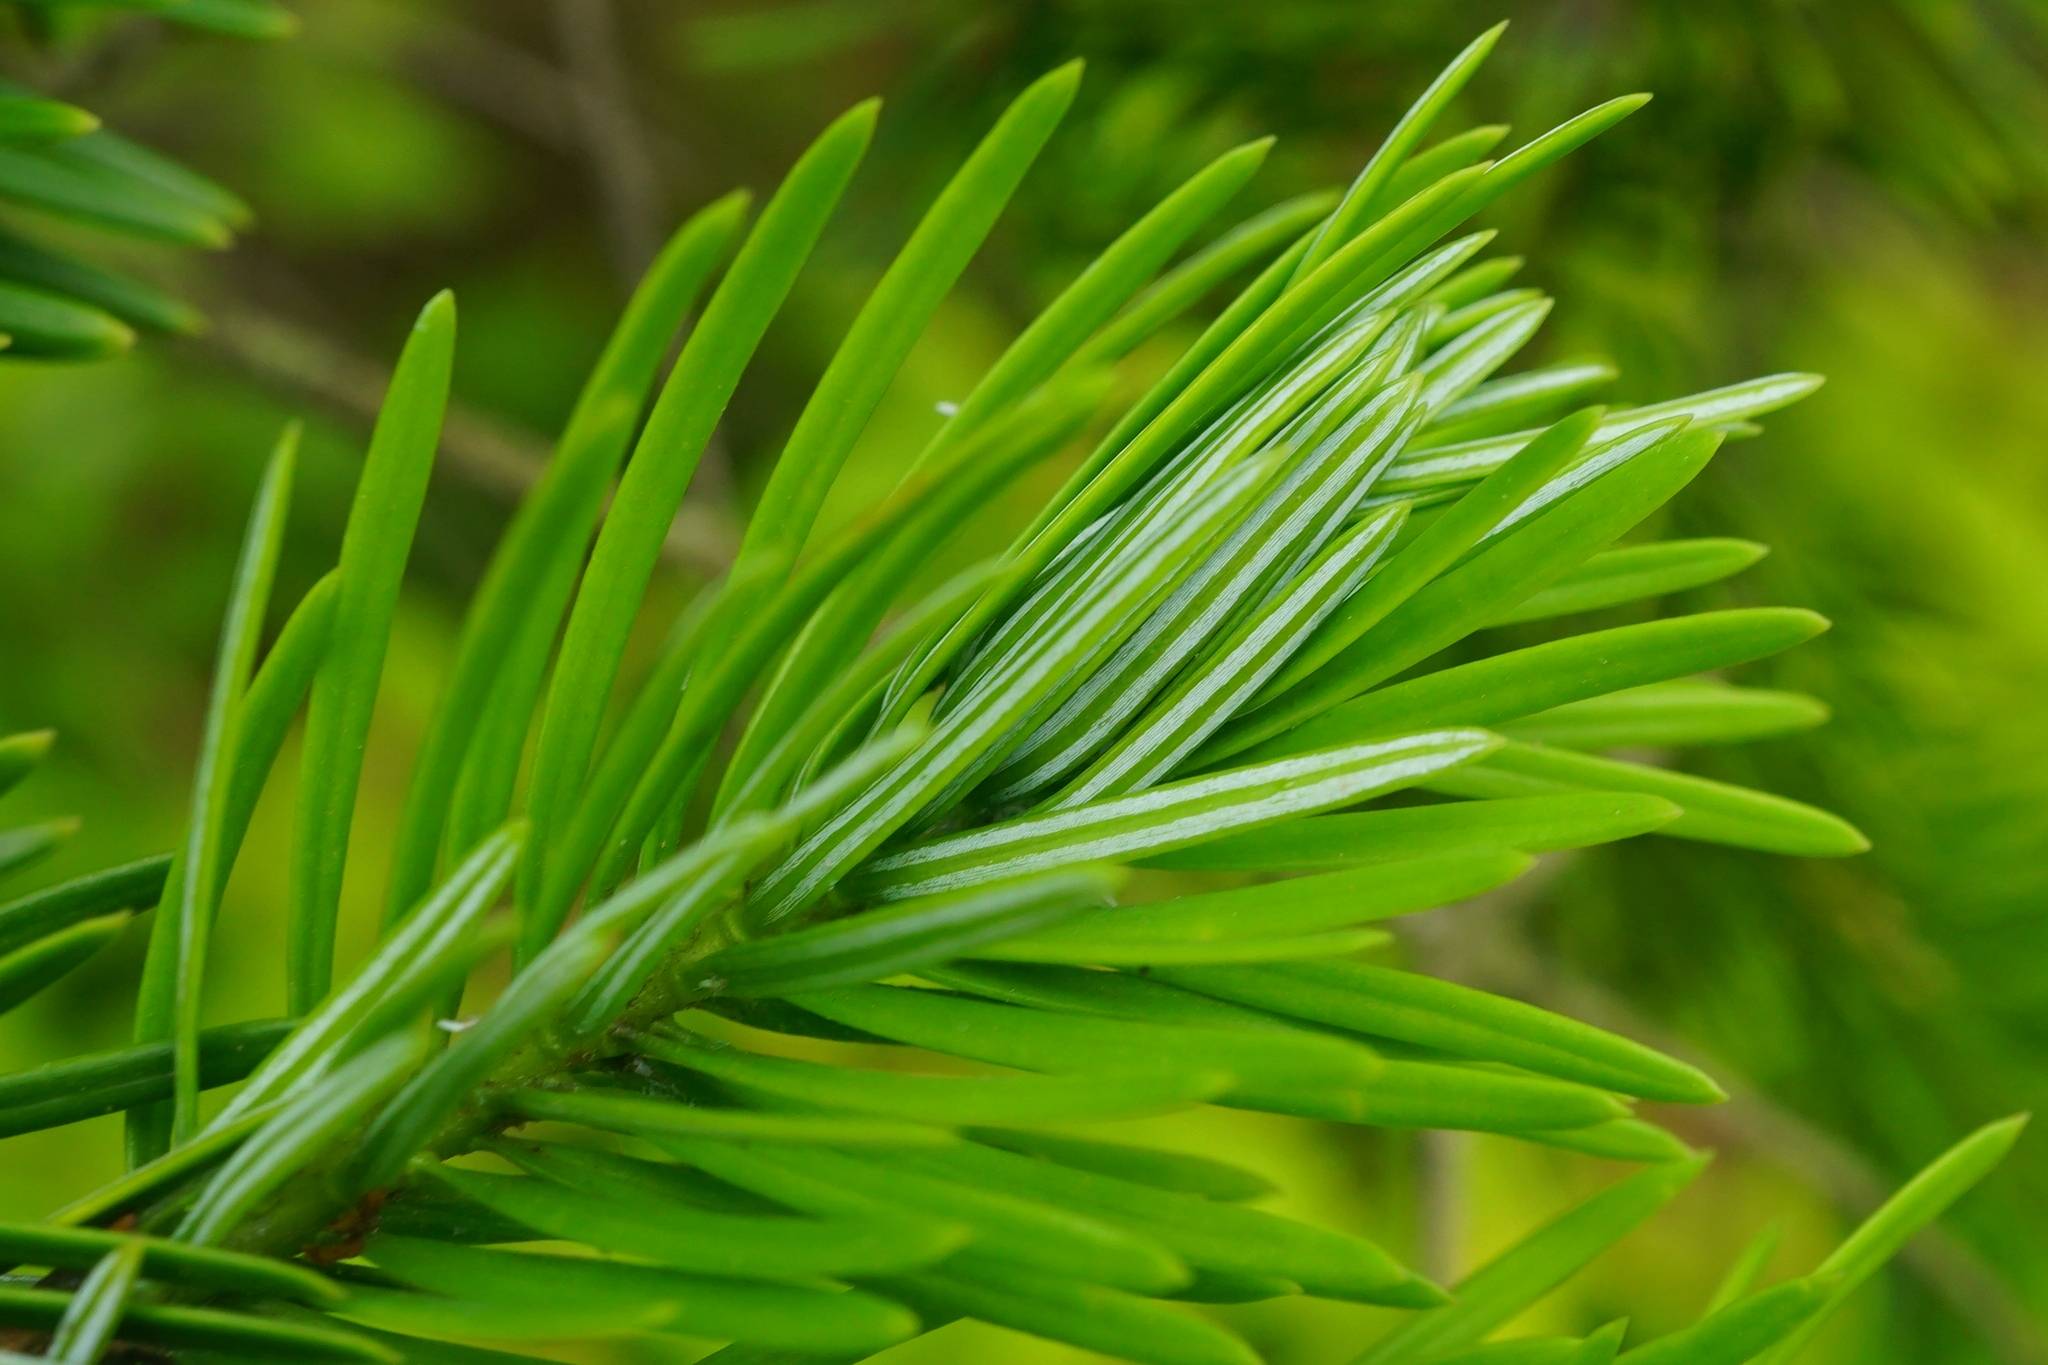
(193, 301), (738, 575)
(307, 0), (695, 169)
(1414, 845), (2043, 1365)
(550, 0), (667, 283)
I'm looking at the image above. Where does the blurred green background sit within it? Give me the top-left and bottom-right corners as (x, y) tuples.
(2, 2), (2045, 1361)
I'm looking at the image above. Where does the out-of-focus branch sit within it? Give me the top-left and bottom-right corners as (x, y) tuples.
(551, 0), (665, 282)
(1405, 907), (1474, 1284)
(194, 302), (738, 574)
(312, 0), (696, 168)
(536, 0), (730, 503)
(269, 1), (739, 519)
(38, 11), (164, 101)
(1418, 853), (2042, 1365)
(1411, 1128), (1468, 1285)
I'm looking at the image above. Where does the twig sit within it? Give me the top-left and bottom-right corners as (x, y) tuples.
(1393, 745), (2037, 1365)
(1405, 894), (1485, 1285)
(550, 0), (666, 283)
(193, 301), (738, 575)
(1412, 1128), (1468, 1285)
(1434, 887), (2044, 1365)
(306, 0), (695, 169)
